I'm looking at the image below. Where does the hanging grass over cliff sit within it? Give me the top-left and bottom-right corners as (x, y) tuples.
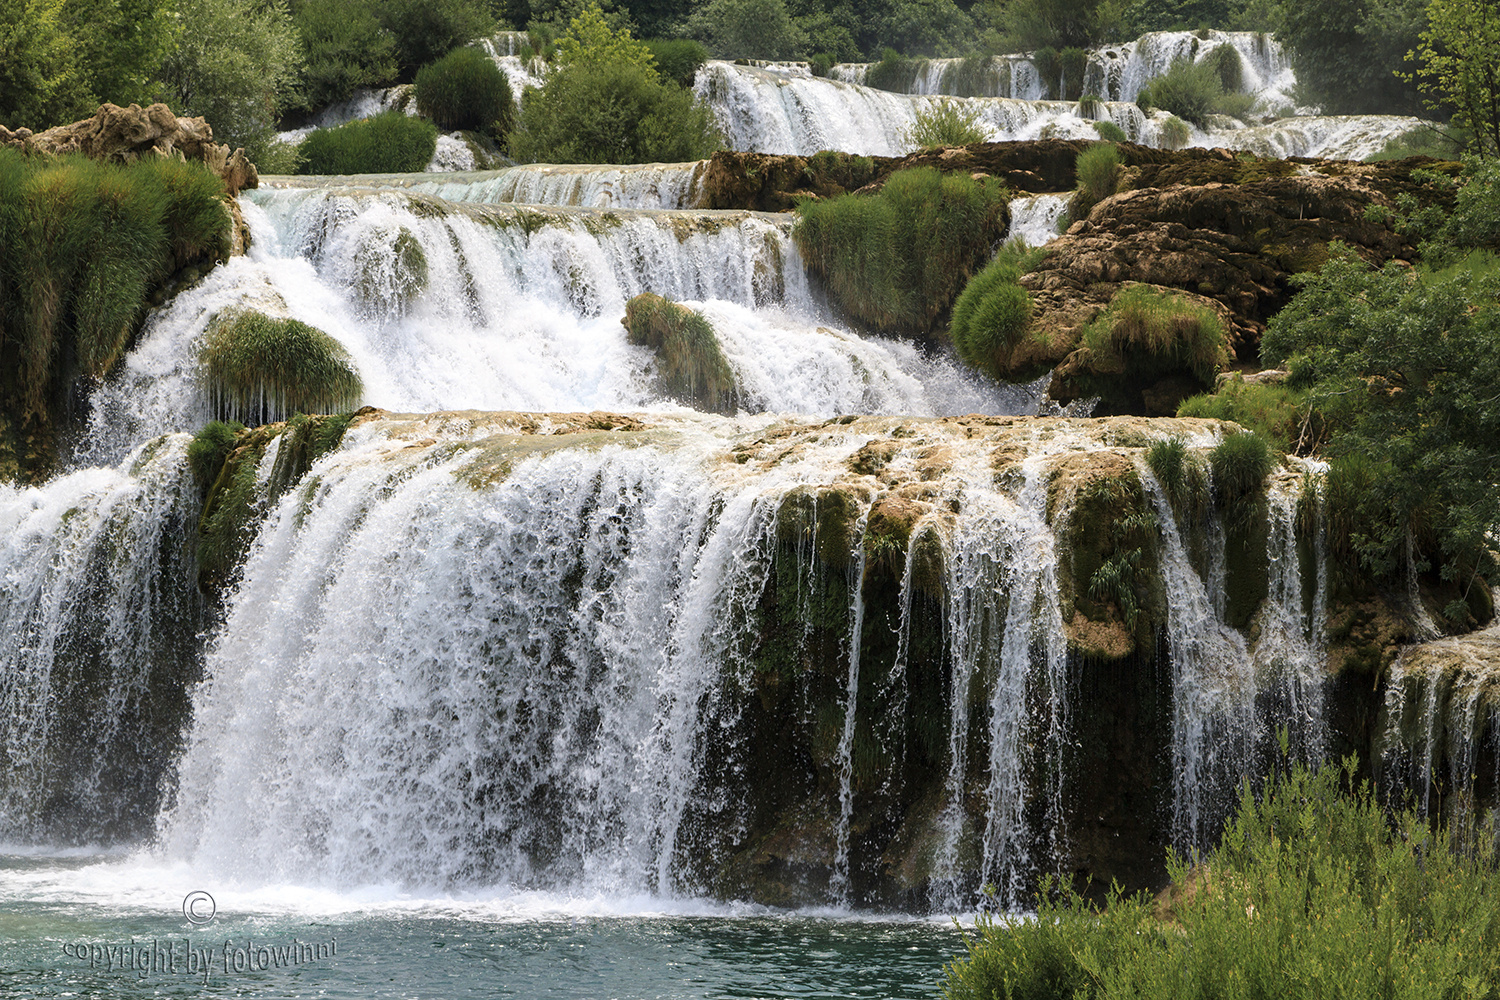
(943, 755), (1500, 1000)
(0, 148), (230, 480)
(948, 242), (1046, 380)
(792, 167), (1009, 336)
(622, 292), (738, 414)
(199, 310), (364, 425)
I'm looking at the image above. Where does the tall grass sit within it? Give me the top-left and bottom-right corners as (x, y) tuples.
(1071, 142), (1121, 219)
(199, 309), (364, 425)
(944, 756), (1500, 1000)
(1081, 285), (1229, 381)
(414, 46), (515, 136)
(1137, 54), (1254, 127)
(623, 292), (737, 413)
(1178, 378), (1316, 453)
(297, 112), (438, 175)
(949, 241), (1046, 380)
(0, 148), (229, 460)
(903, 98), (988, 150)
(792, 167), (1009, 336)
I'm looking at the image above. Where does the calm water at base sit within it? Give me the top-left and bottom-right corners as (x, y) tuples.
(0, 855), (965, 999)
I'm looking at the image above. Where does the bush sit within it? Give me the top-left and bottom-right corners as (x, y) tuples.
(1178, 378), (1315, 453)
(1032, 46), (1060, 98)
(865, 48), (920, 92)
(792, 166), (1010, 336)
(377, 0), (492, 78)
(944, 756), (1500, 1000)
(296, 112), (438, 174)
(1145, 436), (1208, 521)
(808, 52), (835, 78)
(1077, 92), (1103, 117)
(903, 98), (988, 150)
(623, 292), (738, 413)
(1209, 429), (1273, 511)
(1158, 115), (1191, 149)
(0, 149), (230, 464)
(684, 0), (807, 60)
(1059, 46), (1086, 100)
(508, 59), (723, 164)
(414, 46), (515, 136)
(1136, 55), (1252, 127)
(1207, 42), (1242, 92)
(1069, 141), (1120, 218)
(948, 243), (1046, 380)
(199, 309), (364, 425)
(644, 39), (709, 88)
(292, 0), (399, 111)
(1092, 119), (1127, 142)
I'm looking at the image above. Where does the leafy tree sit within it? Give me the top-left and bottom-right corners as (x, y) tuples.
(1405, 0), (1500, 156)
(981, 0), (1125, 51)
(376, 0), (494, 79)
(872, 0), (975, 57)
(0, 0), (92, 128)
(685, 0), (807, 60)
(155, 0), (302, 162)
(1278, 0), (1424, 114)
(555, 1), (658, 70)
(1124, 0), (1230, 32)
(64, 0), (180, 109)
(290, 0), (398, 112)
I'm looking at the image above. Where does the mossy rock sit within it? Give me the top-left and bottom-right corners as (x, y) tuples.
(200, 309), (363, 426)
(353, 226), (429, 316)
(775, 483), (868, 572)
(622, 293), (738, 414)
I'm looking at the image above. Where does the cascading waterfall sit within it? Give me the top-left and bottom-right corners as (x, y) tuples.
(1005, 193), (1070, 246)
(0, 435), (204, 844)
(1084, 31), (1295, 107)
(80, 185), (1026, 463)
(350, 162), (711, 209)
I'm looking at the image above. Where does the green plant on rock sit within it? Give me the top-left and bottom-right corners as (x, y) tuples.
(186, 419), (246, 491)
(902, 98), (988, 151)
(1146, 436), (1209, 526)
(1177, 378), (1319, 454)
(1077, 92), (1103, 118)
(792, 166), (1010, 336)
(1092, 119), (1127, 142)
(1059, 46), (1086, 100)
(622, 292), (738, 413)
(199, 309), (364, 425)
(1158, 114), (1191, 149)
(1209, 429), (1273, 524)
(1069, 285), (1230, 413)
(865, 47), (919, 92)
(644, 38), (709, 88)
(415, 46), (515, 137)
(1136, 55), (1251, 128)
(948, 242), (1046, 381)
(296, 112), (439, 174)
(1070, 141), (1120, 219)
(354, 226), (429, 315)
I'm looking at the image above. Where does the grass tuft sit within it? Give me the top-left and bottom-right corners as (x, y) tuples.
(297, 112), (439, 175)
(199, 309), (364, 425)
(948, 241), (1046, 380)
(623, 292), (738, 414)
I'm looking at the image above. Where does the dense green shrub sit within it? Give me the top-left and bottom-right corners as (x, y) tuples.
(792, 166), (1010, 336)
(1069, 285), (1230, 413)
(948, 243), (1046, 380)
(1077, 92), (1103, 117)
(1207, 42), (1242, 92)
(1092, 119), (1127, 142)
(199, 309), (363, 425)
(0, 149), (230, 468)
(1070, 141), (1120, 218)
(1158, 114), (1191, 149)
(623, 292), (738, 413)
(1178, 378), (1314, 453)
(377, 0), (493, 78)
(1278, 0), (1423, 116)
(903, 98), (988, 150)
(1059, 46), (1086, 100)
(1136, 57), (1221, 126)
(296, 112), (438, 174)
(865, 48), (920, 92)
(684, 0), (807, 60)
(509, 59), (722, 164)
(808, 52), (835, 77)
(644, 38), (709, 88)
(291, 0), (398, 111)
(944, 53), (1005, 97)
(944, 756), (1500, 1000)
(1032, 46), (1060, 98)
(1208, 429), (1273, 511)
(415, 46), (515, 136)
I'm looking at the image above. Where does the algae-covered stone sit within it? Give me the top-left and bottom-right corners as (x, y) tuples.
(623, 292), (739, 414)
(200, 309), (364, 425)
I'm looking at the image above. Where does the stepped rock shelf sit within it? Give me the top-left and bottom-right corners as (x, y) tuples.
(3, 408), (1461, 908)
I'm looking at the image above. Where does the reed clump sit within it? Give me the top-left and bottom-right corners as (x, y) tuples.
(623, 292), (738, 414)
(792, 166), (1009, 336)
(948, 242), (1047, 380)
(296, 112), (438, 175)
(1070, 285), (1230, 410)
(199, 309), (364, 426)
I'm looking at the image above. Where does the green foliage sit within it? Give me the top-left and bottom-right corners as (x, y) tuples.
(1158, 114), (1191, 149)
(1207, 41), (1242, 91)
(0, 149), (230, 452)
(644, 38), (708, 87)
(808, 52), (834, 78)
(948, 243), (1046, 380)
(1405, 0), (1500, 157)
(685, 0), (807, 60)
(1136, 55), (1237, 127)
(1092, 119), (1128, 142)
(1072, 141), (1121, 218)
(991, 0), (1123, 50)
(623, 292), (737, 413)
(1059, 46), (1087, 100)
(377, 0), (493, 78)
(555, 1), (657, 73)
(903, 98), (988, 150)
(415, 46), (515, 136)
(792, 166), (1011, 336)
(291, 0), (398, 112)
(1074, 285), (1230, 410)
(1208, 429), (1273, 514)
(1279, 0), (1424, 116)
(199, 309), (363, 425)
(1078, 92), (1103, 117)
(943, 756), (1500, 1000)
(154, 0), (302, 163)
(296, 112), (438, 174)
(1262, 239), (1500, 584)
(1178, 378), (1315, 453)
(1363, 126), (1466, 162)
(187, 419), (245, 489)
(509, 59), (723, 164)
(1146, 436), (1209, 522)
(874, 0), (975, 58)
(865, 48), (920, 92)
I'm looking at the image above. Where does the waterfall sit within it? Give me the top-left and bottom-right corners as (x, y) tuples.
(273, 163), (710, 210)
(80, 187), (1029, 463)
(1085, 31), (1295, 108)
(0, 435), (204, 845)
(1005, 194), (1071, 247)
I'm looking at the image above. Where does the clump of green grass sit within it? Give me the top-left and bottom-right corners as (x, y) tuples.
(1178, 377), (1320, 453)
(903, 98), (989, 150)
(1209, 429), (1273, 515)
(1137, 54), (1256, 128)
(1078, 92), (1104, 118)
(414, 46), (515, 138)
(792, 166), (1010, 336)
(199, 309), (364, 425)
(623, 292), (738, 414)
(1072, 285), (1230, 412)
(948, 242), (1046, 381)
(1147, 436), (1210, 524)
(1158, 115), (1192, 149)
(1070, 141), (1121, 219)
(297, 112), (439, 175)
(0, 148), (230, 478)
(186, 419), (246, 491)
(1092, 119), (1127, 142)
(943, 755), (1500, 1000)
